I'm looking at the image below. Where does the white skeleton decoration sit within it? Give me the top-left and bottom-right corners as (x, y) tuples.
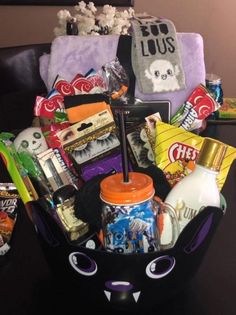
(14, 127), (48, 156)
(145, 59), (180, 92)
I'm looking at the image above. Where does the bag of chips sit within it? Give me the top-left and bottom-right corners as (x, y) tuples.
(155, 121), (236, 190)
(0, 183), (19, 255)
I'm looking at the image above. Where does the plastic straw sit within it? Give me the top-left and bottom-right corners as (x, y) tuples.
(116, 109), (129, 182)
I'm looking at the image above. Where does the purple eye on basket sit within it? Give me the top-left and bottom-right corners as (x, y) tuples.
(69, 252), (97, 276)
(146, 255), (176, 279)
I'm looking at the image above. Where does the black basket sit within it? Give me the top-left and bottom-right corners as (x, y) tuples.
(27, 199), (223, 312)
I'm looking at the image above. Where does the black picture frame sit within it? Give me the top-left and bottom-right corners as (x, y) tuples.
(0, 0), (134, 5)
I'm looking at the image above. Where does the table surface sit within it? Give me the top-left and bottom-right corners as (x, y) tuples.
(1, 122), (236, 315)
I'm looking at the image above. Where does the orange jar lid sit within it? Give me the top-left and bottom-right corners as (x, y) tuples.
(100, 172), (154, 205)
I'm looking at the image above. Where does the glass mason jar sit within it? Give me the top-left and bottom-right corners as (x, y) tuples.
(100, 172), (159, 254)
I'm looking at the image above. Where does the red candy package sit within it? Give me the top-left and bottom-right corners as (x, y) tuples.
(42, 121), (70, 149)
(171, 84), (220, 131)
(53, 71), (107, 96)
(53, 75), (77, 96)
(34, 89), (64, 119)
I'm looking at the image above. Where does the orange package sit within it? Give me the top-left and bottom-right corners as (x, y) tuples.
(66, 101), (112, 124)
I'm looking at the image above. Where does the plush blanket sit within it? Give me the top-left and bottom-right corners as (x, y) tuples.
(39, 33), (205, 116)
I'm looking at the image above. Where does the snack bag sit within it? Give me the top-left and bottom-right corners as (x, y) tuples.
(0, 183), (19, 255)
(155, 121), (236, 190)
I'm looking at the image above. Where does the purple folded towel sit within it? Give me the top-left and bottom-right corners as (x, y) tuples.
(39, 33), (205, 116)
(47, 35), (120, 90)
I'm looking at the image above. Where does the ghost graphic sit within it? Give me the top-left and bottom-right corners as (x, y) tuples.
(14, 127), (48, 156)
(145, 59), (180, 92)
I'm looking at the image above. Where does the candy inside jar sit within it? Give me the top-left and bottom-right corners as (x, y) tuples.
(100, 172), (180, 254)
(100, 172), (159, 254)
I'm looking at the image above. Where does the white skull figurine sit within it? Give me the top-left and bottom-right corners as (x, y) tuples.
(14, 127), (48, 156)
